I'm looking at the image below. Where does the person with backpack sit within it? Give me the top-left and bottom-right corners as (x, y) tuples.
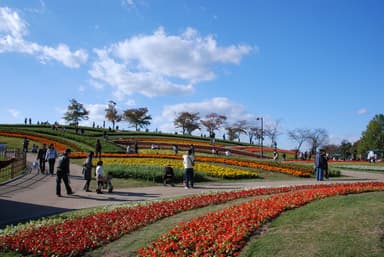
(56, 149), (74, 197)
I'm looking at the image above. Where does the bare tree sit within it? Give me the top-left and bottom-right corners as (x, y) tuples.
(105, 100), (121, 130)
(225, 127), (238, 141)
(287, 128), (311, 151)
(122, 107), (152, 131)
(174, 112), (200, 135)
(233, 120), (247, 142)
(263, 120), (282, 148)
(245, 126), (259, 144)
(200, 113), (227, 135)
(307, 128), (329, 155)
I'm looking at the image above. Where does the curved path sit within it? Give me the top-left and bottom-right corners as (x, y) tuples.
(0, 153), (383, 228)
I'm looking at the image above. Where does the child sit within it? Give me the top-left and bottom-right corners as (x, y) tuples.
(95, 160), (105, 194)
(32, 160), (40, 174)
(106, 172), (113, 193)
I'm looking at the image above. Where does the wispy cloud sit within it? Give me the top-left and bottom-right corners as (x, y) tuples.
(357, 108), (368, 115)
(154, 97), (257, 134)
(8, 108), (21, 118)
(89, 27), (252, 99)
(0, 7), (88, 68)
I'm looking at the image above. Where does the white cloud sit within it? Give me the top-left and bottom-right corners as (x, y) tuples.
(8, 108), (21, 118)
(0, 7), (88, 68)
(124, 99), (136, 106)
(153, 97), (256, 134)
(122, 0), (136, 8)
(357, 108), (368, 115)
(89, 27), (252, 99)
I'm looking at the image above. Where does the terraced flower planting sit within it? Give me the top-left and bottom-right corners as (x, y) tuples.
(102, 157), (259, 178)
(70, 152), (312, 177)
(0, 131), (82, 152)
(115, 136), (223, 147)
(1, 182), (383, 257)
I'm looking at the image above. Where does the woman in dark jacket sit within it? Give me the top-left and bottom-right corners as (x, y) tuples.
(83, 151), (94, 192)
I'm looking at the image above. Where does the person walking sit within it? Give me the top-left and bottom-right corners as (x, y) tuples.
(22, 137), (29, 152)
(82, 151), (94, 192)
(95, 160), (105, 194)
(95, 139), (102, 159)
(36, 144), (47, 174)
(45, 144), (58, 176)
(56, 149), (73, 197)
(183, 149), (195, 189)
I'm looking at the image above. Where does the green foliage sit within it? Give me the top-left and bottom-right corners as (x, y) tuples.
(63, 98), (89, 124)
(357, 114), (384, 154)
(105, 164), (208, 183)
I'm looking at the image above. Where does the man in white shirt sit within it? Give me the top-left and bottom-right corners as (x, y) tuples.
(182, 150), (195, 189)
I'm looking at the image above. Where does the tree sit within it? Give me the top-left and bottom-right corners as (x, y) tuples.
(226, 120), (247, 142)
(63, 99), (89, 126)
(225, 127), (238, 141)
(200, 113), (227, 135)
(287, 128), (311, 151)
(245, 125), (259, 144)
(263, 120), (282, 148)
(357, 114), (384, 154)
(174, 112), (200, 135)
(123, 107), (152, 131)
(307, 128), (329, 156)
(105, 100), (121, 130)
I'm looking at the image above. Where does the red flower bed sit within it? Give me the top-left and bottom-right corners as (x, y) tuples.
(1, 183), (382, 256)
(137, 182), (384, 256)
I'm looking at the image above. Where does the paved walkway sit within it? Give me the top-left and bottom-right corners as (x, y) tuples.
(1, 153), (383, 228)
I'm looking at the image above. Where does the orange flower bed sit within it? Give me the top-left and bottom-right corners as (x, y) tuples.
(0, 131), (81, 152)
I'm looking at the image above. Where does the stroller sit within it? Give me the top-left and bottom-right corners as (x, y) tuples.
(103, 172), (114, 193)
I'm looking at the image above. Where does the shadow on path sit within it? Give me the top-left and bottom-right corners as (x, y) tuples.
(0, 198), (71, 229)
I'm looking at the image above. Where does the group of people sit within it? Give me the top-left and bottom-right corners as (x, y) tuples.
(32, 139), (113, 196)
(34, 143), (59, 176)
(82, 151), (113, 194)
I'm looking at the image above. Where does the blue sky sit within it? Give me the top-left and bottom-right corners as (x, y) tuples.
(1, 0), (383, 150)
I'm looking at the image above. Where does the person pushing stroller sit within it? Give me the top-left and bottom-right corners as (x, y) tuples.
(95, 160), (113, 193)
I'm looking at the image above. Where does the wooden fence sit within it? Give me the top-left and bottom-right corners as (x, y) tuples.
(0, 149), (27, 183)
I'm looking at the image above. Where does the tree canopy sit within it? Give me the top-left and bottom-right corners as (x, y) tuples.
(63, 99), (89, 125)
(174, 112), (200, 135)
(357, 114), (384, 154)
(123, 107), (152, 131)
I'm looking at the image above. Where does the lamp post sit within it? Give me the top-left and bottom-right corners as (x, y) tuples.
(256, 117), (263, 158)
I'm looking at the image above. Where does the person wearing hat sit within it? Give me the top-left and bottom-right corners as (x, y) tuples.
(56, 149), (74, 196)
(314, 148), (327, 181)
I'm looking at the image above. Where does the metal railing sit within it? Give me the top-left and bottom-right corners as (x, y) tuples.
(0, 149), (27, 183)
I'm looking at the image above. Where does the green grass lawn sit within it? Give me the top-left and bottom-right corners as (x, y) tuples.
(240, 191), (384, 257)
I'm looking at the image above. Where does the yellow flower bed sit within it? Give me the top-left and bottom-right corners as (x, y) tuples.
(101, 158), (258, 179)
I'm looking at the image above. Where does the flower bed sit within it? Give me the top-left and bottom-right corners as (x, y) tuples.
(137, 182), (384, 256)
(0, 131), (82, 152)
(71, 152), (312, 177)
(0, 182), (383, 256)
(102, 158), (259, 179)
